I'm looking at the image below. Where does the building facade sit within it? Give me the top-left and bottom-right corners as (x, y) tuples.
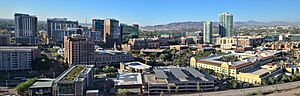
(92, 19), (104, 41)
(219, 12), (233, 37)
(0, 34), (10, 45)
(120, 24), (139, 43)
(47, 18), (78, 43)
(53, 65), (94, 96)
(104, 18), (120, 48)
(94, 50), (134, 67)
(0, 46), (40, 71)
(203, 21), (213, 44)
(216, 36), (264, 49)
(64, 34), (95, 66)
(144, 67), (215, 94)
(190, 51), (282, 77)
(14, 13), (38, 45)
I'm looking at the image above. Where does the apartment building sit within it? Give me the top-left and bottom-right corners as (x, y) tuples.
(94, 50), (134, 67)
(0, 46), (40, 71)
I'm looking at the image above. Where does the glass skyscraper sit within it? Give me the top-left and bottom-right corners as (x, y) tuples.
(219, 12), (233, 37)
(203, 21), (212, 44)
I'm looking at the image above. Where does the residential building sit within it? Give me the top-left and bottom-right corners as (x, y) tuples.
(122, 38), (160, 51)
(190, 50), (282, 77)
(0, 46), (40, 71)
(119, 62), (151, 73)
(0, 34), (10, 45)
(29, 78), (54, 96)
(53, 65), (94, 96)
(92, 19), (104, 40)
(120, 24), (139, 43)
(216, 36), (264, 49)
(104, 18), (120, 48)
(47, 18), (78, 43)
(203, 21), (213, 44)
(219, 12), (233, 37)
(94, 50), (134, 67)
(64, 34), (95, 66)
(14, 13), (38, 45)
(144, 67), (215, 94)
(263, 42), (300, 50)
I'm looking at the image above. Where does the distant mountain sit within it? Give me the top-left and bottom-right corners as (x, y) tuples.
(141, 20), (300, 31)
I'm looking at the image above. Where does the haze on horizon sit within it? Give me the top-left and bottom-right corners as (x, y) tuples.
(0, 0), (300, 26)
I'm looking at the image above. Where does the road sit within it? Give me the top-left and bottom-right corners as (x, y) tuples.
(175, 81), (300, 96)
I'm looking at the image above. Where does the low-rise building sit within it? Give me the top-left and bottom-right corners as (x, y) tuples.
(52, 65), (94, 96)
(190, 50), (282, 77)
(144, 67), (215, 94)
(114, 73), (143, 94)
(0, 46), (40, 71)
(122, 38), (160, 51)
(236, 67), (283, 85)
(119, 62), (151, 73)
(216, 36), (264, 49)
(29, 78), (54, 96)
(94, 50), (134, 67)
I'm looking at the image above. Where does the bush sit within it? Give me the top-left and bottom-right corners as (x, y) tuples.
(15, 78), (37, 93)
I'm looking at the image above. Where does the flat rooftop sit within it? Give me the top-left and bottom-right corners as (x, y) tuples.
(123, 62), (151, 70)
(115, 73), (142, 86)
(29, 80), (54, 89)
(55, 65), (94, 83)
(145, 67), (215, 85)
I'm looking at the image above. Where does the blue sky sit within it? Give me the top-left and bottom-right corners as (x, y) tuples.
(0, 0), (300, 25)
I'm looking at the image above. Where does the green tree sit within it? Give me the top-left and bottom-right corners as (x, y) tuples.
(15, 78), (37, 93)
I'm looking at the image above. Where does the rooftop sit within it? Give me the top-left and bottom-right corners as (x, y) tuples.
(29, 80), (54, 89)
(115, 73), (143, 86)
(55, 65), (94, 83)
(123, 62), (151, 70)
(146, 67), (215, 84)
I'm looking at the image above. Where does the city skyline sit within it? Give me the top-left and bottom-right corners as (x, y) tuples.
(1, 0), (300, 25)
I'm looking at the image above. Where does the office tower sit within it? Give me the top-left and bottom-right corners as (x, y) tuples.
(104, 18), (120, 48)
(14, 13), (38, 45)
(47, 18), (78, 43)
(0, 34), (10, 45)
(120, 24), (139, 43)
(203, 21), (213, 44)
(64, 34), (95, 65)
(92, 19), (104, 40)
(0, 46), (40, 71)
(219, 12), (233, 37)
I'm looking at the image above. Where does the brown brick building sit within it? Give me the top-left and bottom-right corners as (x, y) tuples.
(64, 34), (95, 65)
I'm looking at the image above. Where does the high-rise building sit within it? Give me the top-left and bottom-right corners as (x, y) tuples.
(92, 19), (104, 40)
(14, 13), (38, 45)
(120, 24), (139, 43)
(219, 12), (233, 37)
(47, 18), (78, 43)
(0, 34), (10, 45)
(203, 21), (213, 44)
(0, 46), (40, 71)
(64, 34), (95, 66)
(104, 18), (120, 48)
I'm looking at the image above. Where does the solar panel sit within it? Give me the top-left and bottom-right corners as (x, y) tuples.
(185, 67), (205, 78)
(170, 69), (188, 78)
(154, 69), (168, 79)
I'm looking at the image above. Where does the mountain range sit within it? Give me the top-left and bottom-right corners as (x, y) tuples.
(141, 20), (300, 31)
